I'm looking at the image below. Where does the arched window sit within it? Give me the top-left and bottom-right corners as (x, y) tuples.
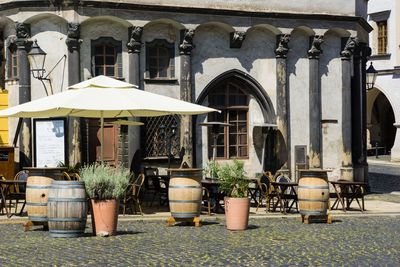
(208, 80), (249, 159)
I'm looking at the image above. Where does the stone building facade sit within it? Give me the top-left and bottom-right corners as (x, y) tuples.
(367, 0), (400, 161)
(0, 0), (372, 181)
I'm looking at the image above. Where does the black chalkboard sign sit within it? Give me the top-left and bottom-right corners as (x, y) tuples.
(0, 151), (9, 161)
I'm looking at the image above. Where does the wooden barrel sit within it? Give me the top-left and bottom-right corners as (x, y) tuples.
(26, 176), (54, 222)
(168, 169), (203, 219)
(297, 170), (329, 216)
(48, 181), (88, 238)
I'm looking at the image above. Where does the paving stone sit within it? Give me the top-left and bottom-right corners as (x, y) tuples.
(0, 216), (399, 266)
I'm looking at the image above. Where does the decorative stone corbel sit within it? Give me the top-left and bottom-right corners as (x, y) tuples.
(308, 35), (324, 59)
(66, 23), (82, 52)
(179, 29), (195, 55)
(230, 31), (246, 49)
(275, 34), (290, 58)
(340, 37), (359, 59)
(126, 26), (143, 54)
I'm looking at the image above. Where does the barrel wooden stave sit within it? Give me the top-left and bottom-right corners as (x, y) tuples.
(298, 171), (329, 216)
(47, 181), (88, 238)
(168, 169), (203, 219)
(26, 176), (54, 222)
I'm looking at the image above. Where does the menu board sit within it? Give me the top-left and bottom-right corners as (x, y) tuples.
(34, 118), (66, 167)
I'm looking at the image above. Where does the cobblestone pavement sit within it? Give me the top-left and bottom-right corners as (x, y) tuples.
(366, 172), (400, 203)
(0, 216), (400, 266)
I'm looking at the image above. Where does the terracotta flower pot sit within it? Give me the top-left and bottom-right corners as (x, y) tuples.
(91, 199), (119, 236)
(224, 197), (250, 230)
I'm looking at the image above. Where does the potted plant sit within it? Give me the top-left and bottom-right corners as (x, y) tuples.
(80, 163), (130, 236)
(203, 160), (220, 179)
(216, 160), (250, 230)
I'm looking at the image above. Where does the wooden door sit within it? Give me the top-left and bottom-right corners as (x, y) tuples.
(88, 119), (118, 166)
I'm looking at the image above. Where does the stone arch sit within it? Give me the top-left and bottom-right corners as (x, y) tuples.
(323, 28), (351, 38)
(196, 69), (276, 123)
(143, 18), (185, 30)
(195, 21), (234, 33)
(290, 26), (315, 36)
(23, 13), (68, 25)
(367, 86), (397, 154)
(81, 16), (132, 28)
(367, 85), (399, 124)
(248, 24), (281, 35)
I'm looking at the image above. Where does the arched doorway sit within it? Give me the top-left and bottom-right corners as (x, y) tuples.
(368, 91), (396, 155)
(196, 70), (278, 172)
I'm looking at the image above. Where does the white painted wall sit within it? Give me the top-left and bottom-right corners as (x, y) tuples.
(287, 29), (310, 174)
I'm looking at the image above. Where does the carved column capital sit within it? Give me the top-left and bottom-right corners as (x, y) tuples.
(126, 26), (143, 54)
(308, 35), (324, 59)
(230, 31), (246, 49)
(15, 22), (32, 48)
(66, 23), (82, 52)
(341, 37), (359, 60)
(179, 29), (195, 55)
(275, 34), (290, 58)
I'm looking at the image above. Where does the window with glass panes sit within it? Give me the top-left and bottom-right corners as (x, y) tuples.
(208, 81), (249, 159)
(377, 20), (387, 55)
(6, 45), (18, 80)
(91, 37), (122, 78)
(94, 44), (118, 77)
(146, 39), (174, 79)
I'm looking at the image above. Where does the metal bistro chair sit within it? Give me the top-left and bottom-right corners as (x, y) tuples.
(123, 173), (145, 215)
(10, 170), (29, 214)
(150, 175), (169, 207)
(256, 171), (279, 212)
(202, 187), (212, 215)
(274, 173), (298, 213)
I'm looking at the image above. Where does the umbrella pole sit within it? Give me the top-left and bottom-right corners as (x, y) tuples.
(100, 111), (104, 162)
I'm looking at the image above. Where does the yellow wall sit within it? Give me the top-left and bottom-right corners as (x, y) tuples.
(0, 91), (8, 145)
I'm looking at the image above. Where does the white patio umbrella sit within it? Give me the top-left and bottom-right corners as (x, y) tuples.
(0, 75), (218, 161)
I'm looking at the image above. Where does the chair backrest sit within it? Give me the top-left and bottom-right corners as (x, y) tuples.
(133, 173), (145, 197)
(14, 170), (29, 193)
(276, 175), (290, 183)
(62, 171), (72, 181)
(276, 174), (292, 194)
(151, 176), (161, 191)
(144, 167), (158, 176)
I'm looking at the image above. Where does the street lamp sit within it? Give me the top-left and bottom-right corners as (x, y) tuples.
(366, 62), (378, 90)
(27, 40), (47, 80)
(27, 40), (66, 96)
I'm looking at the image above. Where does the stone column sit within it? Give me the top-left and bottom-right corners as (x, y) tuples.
(275, 34), (291, 175)
(390, 124), (400, 161)
(340, 38), (355, 180)
(179, 29), (195, 167)
(16, 23), (32, 168)
(308, 35), (324, 169)
(351, 39), (371, 183)
(126, 26), (143, 169)
(66, 23), (82, 166)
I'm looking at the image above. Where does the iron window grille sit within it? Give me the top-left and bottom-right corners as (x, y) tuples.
(142, 115), (180, 159)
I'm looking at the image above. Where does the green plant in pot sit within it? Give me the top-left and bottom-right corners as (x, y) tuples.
(203, 160), (221, 179)
(216, 160), (250, 230)
(80, 163), (130, 237)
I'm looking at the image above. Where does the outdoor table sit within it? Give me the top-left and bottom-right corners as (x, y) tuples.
(330, 180), (366, 212)
(0, 180), (27, 218)
(201, 179), (225, 213)
(270, 181), (298, 214)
